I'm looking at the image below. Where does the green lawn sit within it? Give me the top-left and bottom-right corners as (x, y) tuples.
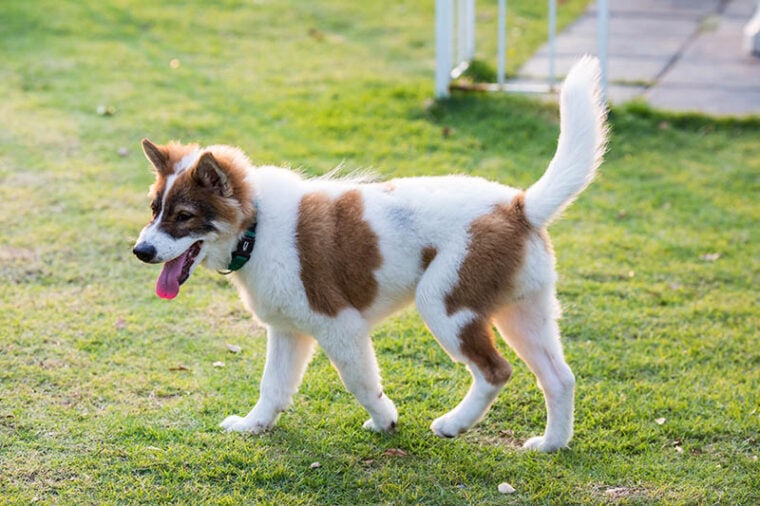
(1, 0), (758, 504)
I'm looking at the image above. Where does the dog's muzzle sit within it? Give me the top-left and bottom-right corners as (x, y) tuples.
(133, 242), (157, 263)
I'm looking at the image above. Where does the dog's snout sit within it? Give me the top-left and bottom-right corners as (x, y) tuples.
(133, 242), (157, 263)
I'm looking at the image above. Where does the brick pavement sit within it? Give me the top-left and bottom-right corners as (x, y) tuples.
(518, 0), (760, 116)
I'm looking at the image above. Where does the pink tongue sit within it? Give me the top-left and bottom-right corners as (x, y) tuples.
(156, 251), (188, 300)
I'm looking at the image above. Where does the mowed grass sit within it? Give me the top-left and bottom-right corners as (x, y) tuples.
(1, 0), (758, 504)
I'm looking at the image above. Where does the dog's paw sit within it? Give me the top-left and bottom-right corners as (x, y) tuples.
(361, 396), (398, 433)
(219, 415), (270, 434)
(362, 418), (397, 433)
(522, 436), (566, 452)
(430, 415), (467, 438)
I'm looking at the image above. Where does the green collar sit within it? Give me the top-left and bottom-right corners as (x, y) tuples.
(226, 222), (257, 272)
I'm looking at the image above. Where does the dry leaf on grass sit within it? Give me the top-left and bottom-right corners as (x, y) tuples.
(382, 448), (408, 457)
(212, 361), (225, 368)
(169, 365), (190, 372)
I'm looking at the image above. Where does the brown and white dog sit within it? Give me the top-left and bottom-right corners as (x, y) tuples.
(133, 56), (607, 451)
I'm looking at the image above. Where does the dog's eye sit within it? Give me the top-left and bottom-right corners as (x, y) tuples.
(175, 211), (193, 222)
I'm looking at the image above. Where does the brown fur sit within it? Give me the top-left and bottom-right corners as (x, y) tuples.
(445, 193), (531, 316)
(445, 193), (532, 385)
(420, 246), (438, 271)
(142, 139), (199, 176)
(297, 190), (382, 317)
(148, 177), (168, 219)
(199, 146), (256, 219)
(147, 143), (255, 238)
(458, 319), (513, 385)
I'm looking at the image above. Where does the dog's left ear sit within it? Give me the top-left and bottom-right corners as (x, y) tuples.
(193, 152), (233, 197)
(142, 138), (171, 175)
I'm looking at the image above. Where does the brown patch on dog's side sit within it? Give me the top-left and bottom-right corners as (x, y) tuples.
(297, 190), (382, 317)
(420, 246), (438, 271)
(445, 193), (531, 316)
(458, 319), (513, 385)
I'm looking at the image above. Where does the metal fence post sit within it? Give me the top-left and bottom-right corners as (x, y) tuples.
(435, 0), (454, 98)
(497, 0), (507, 86)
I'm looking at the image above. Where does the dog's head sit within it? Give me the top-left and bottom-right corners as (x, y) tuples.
(133, 139), (255, 299)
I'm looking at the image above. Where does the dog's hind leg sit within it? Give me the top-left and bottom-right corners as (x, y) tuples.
(221, 328), (315, 433)
(493, 289), (575, 452)
(415, 278), (512, 438)
(316, 311), (398, 432)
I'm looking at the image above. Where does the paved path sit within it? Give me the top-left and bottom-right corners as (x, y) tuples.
(518, 0), (760, 117)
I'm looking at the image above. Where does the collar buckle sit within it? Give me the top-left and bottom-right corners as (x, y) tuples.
(223, 224), (257, 273)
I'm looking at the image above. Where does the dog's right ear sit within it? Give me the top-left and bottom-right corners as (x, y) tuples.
(141, 138), (170, 175)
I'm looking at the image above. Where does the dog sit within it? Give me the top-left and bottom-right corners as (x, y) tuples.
(133, 56), (607, 452)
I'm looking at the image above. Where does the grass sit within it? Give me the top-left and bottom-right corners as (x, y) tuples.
(1, 0), (758, 504)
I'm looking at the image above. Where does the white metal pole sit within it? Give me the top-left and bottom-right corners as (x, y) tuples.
(743, 0), (760, 55)
(497, 0), (506, 86)
(435, 0), (454, 98)
(465, 0), (476, 60)
(597, 0), (609, 102)
(548, 0), (556, 90)
(457, 0), (467, 64)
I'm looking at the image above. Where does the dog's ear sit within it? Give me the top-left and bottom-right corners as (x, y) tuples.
(142, 138), (170, 175)
(193, 152), (233, 197)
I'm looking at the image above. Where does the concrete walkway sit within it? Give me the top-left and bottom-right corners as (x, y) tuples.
(518, 0), (760, 117)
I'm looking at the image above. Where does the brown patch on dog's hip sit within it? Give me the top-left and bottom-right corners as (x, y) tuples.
(445, 193), (531, 316)
(442, 194), (530, 385)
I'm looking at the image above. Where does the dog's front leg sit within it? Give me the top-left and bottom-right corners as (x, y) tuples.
(220, 328), (315, 433)
(317, 315), (398, 433)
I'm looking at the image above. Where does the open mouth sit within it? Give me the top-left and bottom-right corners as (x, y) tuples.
(156, 240), (203, 300)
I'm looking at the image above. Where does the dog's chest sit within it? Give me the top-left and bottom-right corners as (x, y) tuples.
(231, 225), (315, 330)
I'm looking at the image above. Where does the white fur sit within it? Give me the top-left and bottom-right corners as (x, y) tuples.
(140, 57), (607, 452)
(525, 55), (608, 228)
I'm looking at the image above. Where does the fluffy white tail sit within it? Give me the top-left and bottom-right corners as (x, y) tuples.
(524, 56), (608, 228)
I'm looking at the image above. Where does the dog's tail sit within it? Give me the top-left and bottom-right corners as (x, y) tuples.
(524, 56), (608, 228)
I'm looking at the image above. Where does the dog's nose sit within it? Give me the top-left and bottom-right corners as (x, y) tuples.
(133, 242), (157, 263)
